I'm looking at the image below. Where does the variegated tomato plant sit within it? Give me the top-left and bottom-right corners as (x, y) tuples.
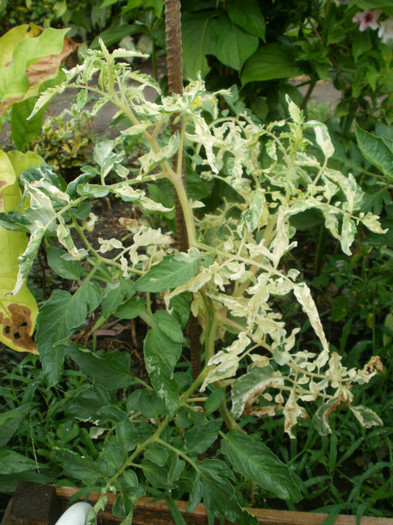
(0, 42), (386, 524)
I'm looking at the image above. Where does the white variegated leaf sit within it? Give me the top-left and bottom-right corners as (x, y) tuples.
(349, 405), (383, 428)
(307, 121), (334, 159)
(293, 283), (329, 353)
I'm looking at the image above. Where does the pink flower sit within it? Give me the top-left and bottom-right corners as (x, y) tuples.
(352, 10), (381, 31)
(378, 18), (393, 43)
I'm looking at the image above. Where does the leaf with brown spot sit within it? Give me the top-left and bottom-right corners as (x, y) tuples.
(0, 151), (39, 353)
(0, 25), (76, 115)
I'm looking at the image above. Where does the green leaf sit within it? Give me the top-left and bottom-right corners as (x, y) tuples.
(65, 384), (112, 421)
(90, 24), (139, 50)
(11, 97), (45, 150)
(0, 450), (39, 474)
(67, 345), (134, 390)
(184, 420), (222, 454)
(189, 459), (257, 525)
(36, 282), (100, 385)
(169, 292), (191, 328)
(221, 430), (301, 501)
(135, 253), (199, 292)
(46, 246), (83, 280)
(144, 0), (163, 17)
(227, 0), (265, 40)
(114, 296), (145, 319)
(351, 0), (393, 16)
(205, 388), (225, 415)
(51, 448), (107, 484)
(116, 420), (139, 453)
(144, 311), (183, 415)
(167, 454), (186, 483)
(0, 412), (25, 449)
(141, 462), (172, 488)
(352, 30), (371, 62)
(211, 13), (259, 71)
(241, 43), (301, 86)
(35, 290), (76, 385)
(355, 125), (393, 181)
(127, 389), (166, 418)
(103, 437), (126, 470)
(144, 443), (169, 466)
(101, 279), (135, 318)
(182, 12), (214, 79)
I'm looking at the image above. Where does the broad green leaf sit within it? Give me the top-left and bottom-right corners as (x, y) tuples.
(101, 279), (135, 319)
(36, 288), (92, 385)
(134, 253), (199, 292)
(50, 448), (107, 484)
(227, 0), (265, 40)
(103, 437), (126, 470)
(90, 25), (138, 50)
(184, 420), (222, 454)
(154, 310), (184, 343)
(116, 420), (139, 453)
(351, 0), (393, 16)
(121, 0), (163, 17)
(211, 14), (259, 72)
(0, 450), (40, 475)
(67, 345), (134, 390)
(352, 30), (371, 61)
(144, 443), (169, 467)
(241, 43), (301, 86)
(0, 413), (25, 447)
(167, 454), (186, 483)
(65, 384), (112, 421)
(182, 12), (214, 80)
(127, 389), (166, 418)
(169, 292), (191, 328)
(114, 296), (145, 319)
(11, 97), (46, 150)
(144, 311), (183, 415)
(46, 246), (83, 280)
(188, 459), (257, 525)
(349, 405), (383, 428)
(355, 125), (393, 181)
(141, 461), (172, 489)
(7, 150), (44, 179)
(221, 430), (301, 501)
(0, 151), (39, 353)
(205, 388), (226, 415)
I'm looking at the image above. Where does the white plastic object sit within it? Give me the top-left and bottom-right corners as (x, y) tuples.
(54, 502), (93, 525)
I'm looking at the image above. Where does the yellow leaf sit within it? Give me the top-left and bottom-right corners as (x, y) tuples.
(0, 150), (39, 353)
